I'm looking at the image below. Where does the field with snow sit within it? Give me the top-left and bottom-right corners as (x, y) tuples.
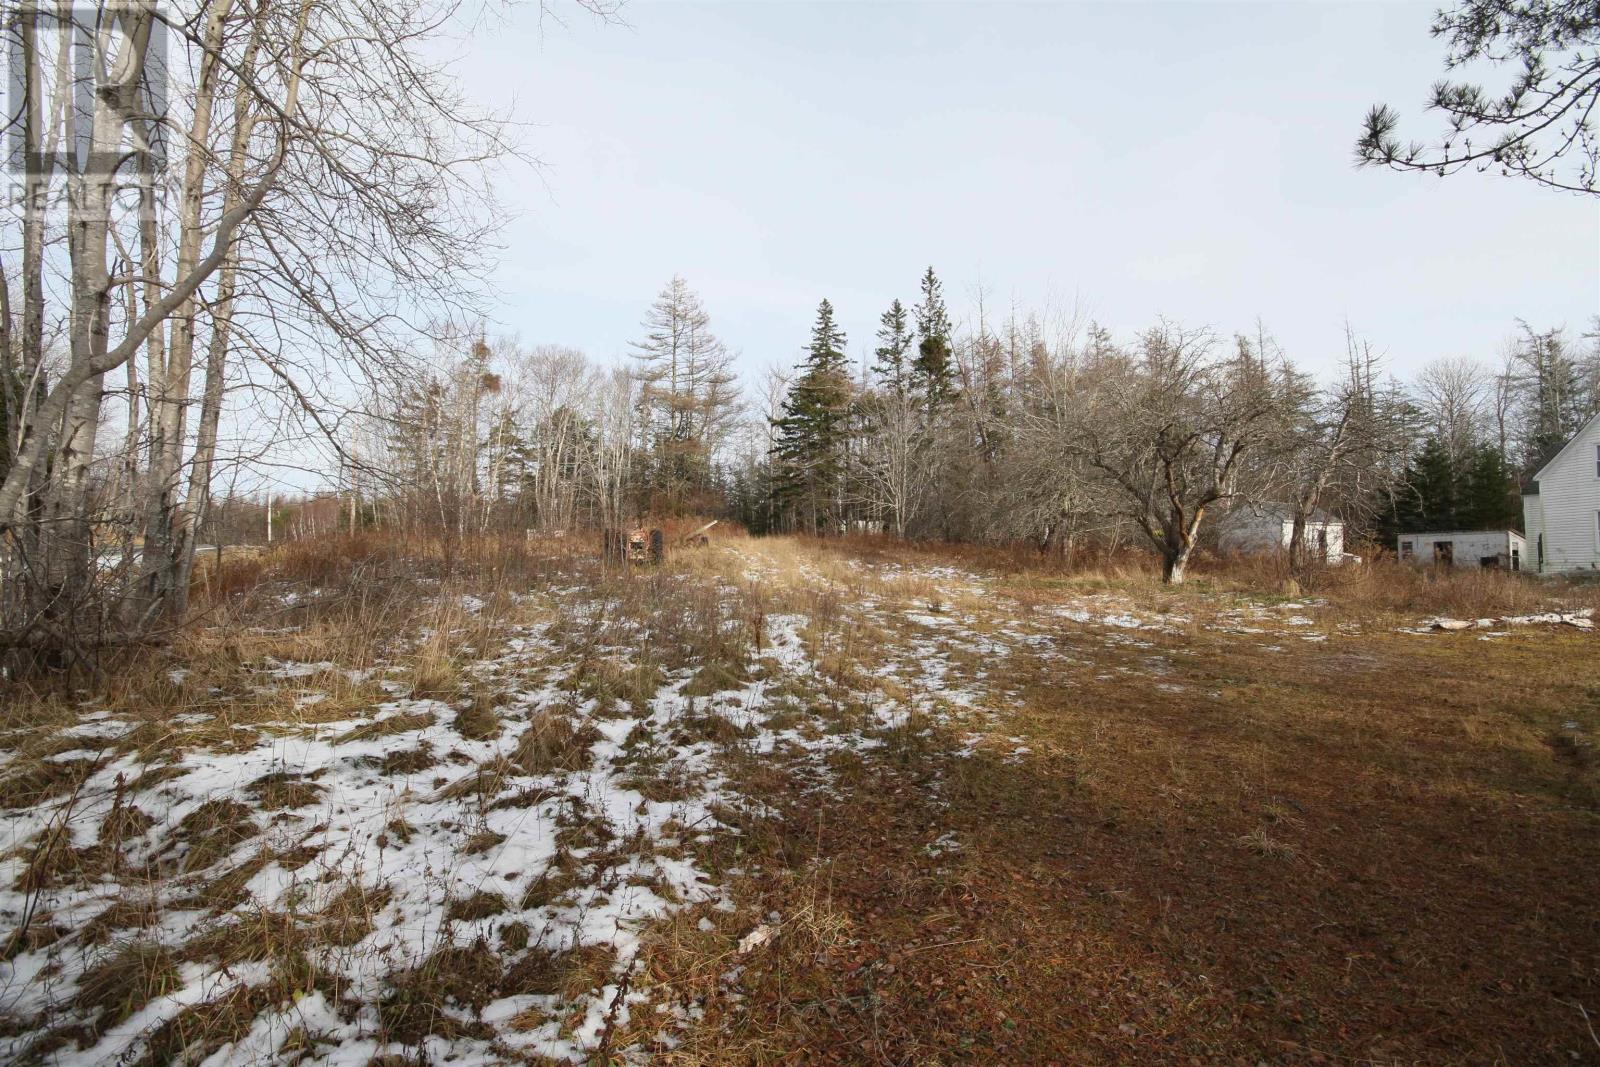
(2, 533), (1598, 1064)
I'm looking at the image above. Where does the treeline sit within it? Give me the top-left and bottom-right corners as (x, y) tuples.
(350, 271), (1598, 583)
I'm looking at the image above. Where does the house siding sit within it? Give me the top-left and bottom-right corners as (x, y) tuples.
(1526, 415), (1600, 574)
(1523, 491), (1545, 570)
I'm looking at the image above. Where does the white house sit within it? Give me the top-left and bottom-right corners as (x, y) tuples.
(1217, 503), (1345, 561)
(1523, 410), (1600, 574)
(1396, 530), (1527, 570)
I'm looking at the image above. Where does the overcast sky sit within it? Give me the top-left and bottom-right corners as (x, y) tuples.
(456, 0), (1599, 383)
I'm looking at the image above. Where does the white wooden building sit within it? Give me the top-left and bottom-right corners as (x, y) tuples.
(1523, 410), (1600, 574)
(1216, 503), (1346, 561)
(1396, 530), (1527, 570)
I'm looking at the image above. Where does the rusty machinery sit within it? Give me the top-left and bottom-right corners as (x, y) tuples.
(601, 520), (718, 566)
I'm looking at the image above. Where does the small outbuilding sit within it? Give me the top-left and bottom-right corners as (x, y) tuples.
(1396, 530), (1527, 571)
(1217, 503), (1346, 561)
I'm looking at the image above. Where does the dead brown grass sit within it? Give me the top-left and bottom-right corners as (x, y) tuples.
(5, 527), (1596, 1064)
(378, 939), (502, 1044)
(818, 531), (1600, 620)
(246, 770), (325, 810)
(338, 709), (435, 742)
(74, 940), (181, 1036)
(445, 889), (509, 922)
(166, 798), (259, 874)
(617, 535), (1600, 1065)
(453, 690), (502, 740)
(512, 709), (601, 775)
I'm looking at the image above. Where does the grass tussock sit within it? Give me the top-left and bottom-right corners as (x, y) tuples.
(513, 710), (601, 775)
(453, 692), (502, 740)
(339, 709), (435, 742)
(246, 770), (325, 810)
(445, 889), (509, 922)
(74, 940), (181, 1035)
(379, 940), (502, 1044)
(368, 743), (437, 776)
(0, 757), (99, 810)
(168, 799), (259, 874)
(81, 896), (160, 945)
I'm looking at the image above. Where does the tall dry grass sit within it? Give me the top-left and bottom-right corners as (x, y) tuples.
(8, 525), (1593, 707)
(801, 531), (1600, 620)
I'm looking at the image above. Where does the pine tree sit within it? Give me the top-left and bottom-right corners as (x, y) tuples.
(911, 267), (958, 411)
(873, 299), (912, 396)
(771, 300), (853, 533)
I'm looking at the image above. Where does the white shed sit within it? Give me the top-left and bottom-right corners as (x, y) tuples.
(1217, 503), (1346, 561)
(1396, 530), (1527, 570)
(1522, 410), (1600, 574)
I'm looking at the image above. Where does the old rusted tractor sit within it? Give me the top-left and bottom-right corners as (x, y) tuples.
(603, 526), (664, 566)
(601, 520), (718, 567)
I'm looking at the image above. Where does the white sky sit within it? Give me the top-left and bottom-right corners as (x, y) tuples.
(456, 0), (1600, 383)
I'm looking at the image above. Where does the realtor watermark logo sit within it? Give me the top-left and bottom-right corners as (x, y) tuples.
(4, 2), (168, 197)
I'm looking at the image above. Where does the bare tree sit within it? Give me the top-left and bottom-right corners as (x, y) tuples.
(507, 343), (600, 532)
(1415, 355), (1490, 466)
(854, 382), (934, 538)
(0, 0), (594, 666)
(1075, 324), (1291, 583)
(1278, 328), (1411, 568)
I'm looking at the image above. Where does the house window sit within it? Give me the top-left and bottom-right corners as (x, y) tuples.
(1400, 539), (1413, 560)
(1595, 443), (1600, 477)
(1512, 547), (1520, 572)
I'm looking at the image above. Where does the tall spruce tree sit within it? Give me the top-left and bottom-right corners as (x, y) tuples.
(1511, 324), (1592, 472)
(1388, 435), (1459, 533)
(873, 299), (913, 395)
(1458, 442), (1520, 530)
(911, 267), (959, 411)
(772, 300), (853, 533)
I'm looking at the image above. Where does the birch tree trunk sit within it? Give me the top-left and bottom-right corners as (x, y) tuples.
(138, 0), (232, 622)
(170, 10), (272, 622)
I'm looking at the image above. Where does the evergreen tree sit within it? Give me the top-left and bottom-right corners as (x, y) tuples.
(771, 300), (853, 533)
(873, 299), (912, 395)
(1387, 435), (1458, 533)
(911, 267), (959, 410)
(1502, 323), (1600, 474)
(1458, 442), (1520, 530)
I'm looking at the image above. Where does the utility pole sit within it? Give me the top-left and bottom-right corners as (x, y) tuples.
(266, 493), (273, 544)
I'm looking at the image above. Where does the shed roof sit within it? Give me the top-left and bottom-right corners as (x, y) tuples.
(1396, 530), (1526, 541)
(1220, 501), (1340, 526)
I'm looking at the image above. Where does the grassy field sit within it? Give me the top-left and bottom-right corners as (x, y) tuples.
(1, 532), (1597, 1065)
